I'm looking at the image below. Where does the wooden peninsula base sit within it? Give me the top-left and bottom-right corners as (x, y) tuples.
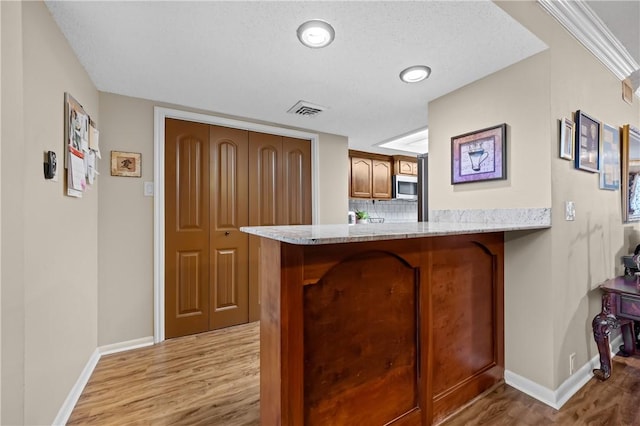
(248, 228), (505, 425)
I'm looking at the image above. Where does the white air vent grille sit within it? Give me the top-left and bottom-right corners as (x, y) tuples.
(287, 100), (326, 118)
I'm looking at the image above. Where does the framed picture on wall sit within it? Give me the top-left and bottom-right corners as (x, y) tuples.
(110, 151), (142, 177)
(451, 124), (507, 184)
(599, 123), (620, 190)
(559, 117), (574, 160)
(622, 125), (640, 222)
(574, 110), (600, 172)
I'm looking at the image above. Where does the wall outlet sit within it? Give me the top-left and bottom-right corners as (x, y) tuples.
(569, 352), (576, 375)
(565, 201), (575, 221)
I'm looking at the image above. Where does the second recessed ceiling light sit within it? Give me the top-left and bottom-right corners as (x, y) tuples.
(297, 19), (335, 48)
(400, 65), (432, 83)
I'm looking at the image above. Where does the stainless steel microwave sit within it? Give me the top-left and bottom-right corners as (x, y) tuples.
(392, 175), (418, 200)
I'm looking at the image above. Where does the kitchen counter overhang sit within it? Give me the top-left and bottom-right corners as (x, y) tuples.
(240, 219), (550, 245)
(241, 218), (549, 425)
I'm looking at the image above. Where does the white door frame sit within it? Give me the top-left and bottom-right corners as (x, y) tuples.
(153, 107), (320, 343)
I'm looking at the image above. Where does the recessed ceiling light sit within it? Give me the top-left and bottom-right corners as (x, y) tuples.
(297, 19), (335, 48)
(399, 65), (432, 83)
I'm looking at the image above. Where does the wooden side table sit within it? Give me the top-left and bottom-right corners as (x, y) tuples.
(592, 276), (640, 380)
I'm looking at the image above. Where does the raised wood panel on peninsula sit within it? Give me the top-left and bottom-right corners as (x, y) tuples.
(303, 249), (419, 424)
(258, 232), (504, 425)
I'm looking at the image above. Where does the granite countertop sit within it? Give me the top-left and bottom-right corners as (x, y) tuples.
(240, 220), (550, 245)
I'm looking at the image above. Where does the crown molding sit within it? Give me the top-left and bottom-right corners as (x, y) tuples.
(538, 0), (640, 95)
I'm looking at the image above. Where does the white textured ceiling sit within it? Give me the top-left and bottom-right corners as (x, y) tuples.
(45, 1), (548, 154)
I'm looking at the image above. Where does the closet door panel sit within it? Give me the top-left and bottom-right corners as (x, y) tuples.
(248, 132), (282, 322)
(165, 118), (211, 338)
(209, 125), (249, 329)
(282, 137), (312, 225)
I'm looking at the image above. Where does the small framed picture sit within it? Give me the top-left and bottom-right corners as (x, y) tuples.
(111, 151), (141, 177)
(599, 123), (620, 190)
(574, 110), (600, 173)
(559, 117), (574, 160)
(451, 123), (507, 184)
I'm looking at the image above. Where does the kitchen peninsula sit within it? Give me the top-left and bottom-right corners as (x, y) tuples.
(241, 218), (550, 425)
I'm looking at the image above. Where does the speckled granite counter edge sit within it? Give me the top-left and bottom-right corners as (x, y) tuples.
(429, 207), (551, 226)
(240, 208), (551, 245)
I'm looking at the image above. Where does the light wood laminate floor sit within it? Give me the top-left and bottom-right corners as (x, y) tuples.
(68, 322), (260, 425)
(70, 322), (640, 425)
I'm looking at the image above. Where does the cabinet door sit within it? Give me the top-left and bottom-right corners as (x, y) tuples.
(372, 159), (392, 199)
(351, 157), (373, 198)
(398, 160), (414, 175)
(410, 162), (418, 176)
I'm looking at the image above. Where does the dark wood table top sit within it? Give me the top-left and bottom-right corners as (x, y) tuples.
(600, 276), (640, 296)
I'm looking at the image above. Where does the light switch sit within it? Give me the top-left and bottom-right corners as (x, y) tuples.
(144, 181), (154, 197)
(565, 201), (575, 221)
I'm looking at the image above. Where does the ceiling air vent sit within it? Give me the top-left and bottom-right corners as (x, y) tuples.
(287, 100), (326, 118)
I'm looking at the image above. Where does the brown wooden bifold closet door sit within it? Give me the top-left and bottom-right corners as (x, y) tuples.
(165, 120), (250, 338)
(281, 136), (312, 226)
(166, 119), (311, 337)
(246, 133), (312, 321)
(165, 118), (211, 338)
(209, 125), (249, 330)
(247, 132), (311, 227)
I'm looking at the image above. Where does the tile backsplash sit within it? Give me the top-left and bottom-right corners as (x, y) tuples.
(348, 199), (417, 223)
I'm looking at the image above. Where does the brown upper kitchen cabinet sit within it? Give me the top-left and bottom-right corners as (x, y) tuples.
(349, 150), (392, 199)
(393, 155), (418, 176)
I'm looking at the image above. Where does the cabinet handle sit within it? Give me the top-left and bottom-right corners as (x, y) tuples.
(225, 231), (230, 236)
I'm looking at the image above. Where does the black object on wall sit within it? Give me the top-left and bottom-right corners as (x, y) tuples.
(44, 150), (57, 179)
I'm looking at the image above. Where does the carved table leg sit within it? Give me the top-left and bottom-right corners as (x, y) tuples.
(592, 293), (619, 381)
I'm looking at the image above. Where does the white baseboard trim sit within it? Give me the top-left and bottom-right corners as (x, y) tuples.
(52, 348), (100, 426)
(504, 334), (623, 410)
(98, 336), (154, 356)
(52, 336), (154, 425)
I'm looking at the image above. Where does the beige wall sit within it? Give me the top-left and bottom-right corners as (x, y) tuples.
(0, 2), (24, 424)
(429, 50), (552, 210)
(2, 2), (100, 424)
(1, 2), (26, 424)
(98, 92), (348, 345)
(429, 0), (640, 391)
(97, 94), (154, 345)
(0, 0), (3, 418)
(317, 133), (349, 224)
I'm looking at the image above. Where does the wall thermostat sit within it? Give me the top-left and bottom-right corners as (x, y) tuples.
(44, 150), (57, 179)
